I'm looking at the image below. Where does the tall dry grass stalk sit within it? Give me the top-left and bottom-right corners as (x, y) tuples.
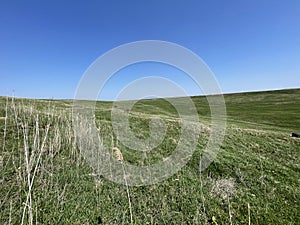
(112, 146), (133, 224)
(2, 96), (8, 152)
(199, 160), (207, 223)
(20, 118), (50, 225)
(227, 196), (233, 225)
(0, 98), (85, 224)
(248, 203), (251, 225)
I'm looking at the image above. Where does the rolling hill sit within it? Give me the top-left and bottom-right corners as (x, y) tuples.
(0, 88), (299, 224)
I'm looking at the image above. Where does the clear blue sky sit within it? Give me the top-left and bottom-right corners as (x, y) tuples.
(1, 0), (299, 100)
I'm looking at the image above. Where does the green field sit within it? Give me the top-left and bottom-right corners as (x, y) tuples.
(0, 89), (299, 224)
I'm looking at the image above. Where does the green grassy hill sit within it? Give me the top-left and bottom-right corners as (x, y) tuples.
(0, 89), (299, 224)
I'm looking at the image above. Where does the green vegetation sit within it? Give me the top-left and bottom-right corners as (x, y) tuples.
(0, 89), (299, 224)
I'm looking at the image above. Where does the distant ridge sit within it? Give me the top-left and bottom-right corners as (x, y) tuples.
(0, 88), (299, 101)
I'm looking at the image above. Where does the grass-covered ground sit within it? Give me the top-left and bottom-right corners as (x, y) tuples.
(0, 89), (299, 224)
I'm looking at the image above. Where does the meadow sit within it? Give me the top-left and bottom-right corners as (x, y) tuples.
(0, 89), (299, 224)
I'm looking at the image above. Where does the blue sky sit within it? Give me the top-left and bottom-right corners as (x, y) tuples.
(0, 0), (299, 100)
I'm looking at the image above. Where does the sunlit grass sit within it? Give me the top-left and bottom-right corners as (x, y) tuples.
(0, 89), (299, 224)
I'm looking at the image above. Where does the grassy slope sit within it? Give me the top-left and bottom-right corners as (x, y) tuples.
(0, 89), (299, 224)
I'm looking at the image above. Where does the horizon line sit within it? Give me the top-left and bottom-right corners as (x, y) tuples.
(1, 87), (299, 102)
